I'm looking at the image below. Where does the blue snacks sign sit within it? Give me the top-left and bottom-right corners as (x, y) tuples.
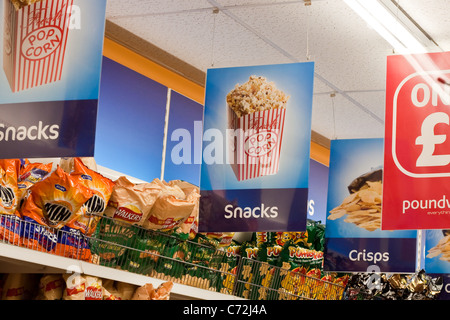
(199, 62), (315, 232)
(0, 0), (107, 158)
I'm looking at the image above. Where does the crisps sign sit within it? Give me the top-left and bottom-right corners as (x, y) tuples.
(383, 52), (450, 230)
(324, 138), (417, 273)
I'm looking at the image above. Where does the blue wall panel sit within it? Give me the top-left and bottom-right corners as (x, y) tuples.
(95, 57), (167, 181)
(164, 91), (204, 185)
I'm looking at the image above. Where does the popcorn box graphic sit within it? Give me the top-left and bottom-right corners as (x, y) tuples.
(3, 0), (73, 93)
(227, 107), (286, 181)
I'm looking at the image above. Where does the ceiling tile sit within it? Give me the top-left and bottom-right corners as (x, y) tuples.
(106, 0), (212, 18)
(400, 0), (450, 51)
(105, 0), (449, 142)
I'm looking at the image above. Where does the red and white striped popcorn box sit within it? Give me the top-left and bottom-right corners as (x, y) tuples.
(3, 0), (73, 93)
(227, 107), (286, 181)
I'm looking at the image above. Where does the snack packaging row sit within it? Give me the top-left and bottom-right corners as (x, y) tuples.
(0, 157), (211, 262)
(0, 158), (114, 261)
(235, 223), (348, 300)
(0, 273), (173, 300)
(1, 157), (341, 300)
(90, 215), (241, 295)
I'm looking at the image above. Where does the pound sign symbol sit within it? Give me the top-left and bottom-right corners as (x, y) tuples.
(415, 112), (450, 167)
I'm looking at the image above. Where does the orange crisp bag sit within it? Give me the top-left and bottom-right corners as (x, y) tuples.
(21, 166), (93, 229)
(0, 159), (21, 215)
(67, 158), (115, 235)
(20, 166), (93, 253)
(55, 158), (115, 261)
(0, 159), (22, 244)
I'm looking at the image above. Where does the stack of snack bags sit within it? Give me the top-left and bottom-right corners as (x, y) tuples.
(236, 220), (348, 300)
(90, 174), (240, 294)
(0, 157), (115, 261)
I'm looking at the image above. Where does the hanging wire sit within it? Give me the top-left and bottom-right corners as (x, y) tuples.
(305, 3), (311, 61)
(392, 0), (401, 54)
(210, 8), (219, 67)
(330, 92), (337, 140)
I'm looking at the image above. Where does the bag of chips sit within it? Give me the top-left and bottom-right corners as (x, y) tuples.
(0, 160), (22, 243)
(21, 166), (93, 229)
(102, 279), (123, 300)
(84, 276), (103, 300)
(56, 225), (92, 261)
(36, 274), (64, 300)
(0, 159), (21, 215)
(20, 166), (93, 253)
(104, 176), (161, 226)
(170, 181), (200, 240)
(307, 219), (325, 251)
(116, 281), (138, 300)
(60, 157), (97, 173)
(131, 283), (154, 300)
(68, 158), (115, 236)
(153, 281), (173, 300)
(17, 162), (52, 201)
(63, 273), (86, 300)
(1, 273), (39, 300)
(0, 213), (22, 245)
(131, 281), (175, 300)
(143, 185), (199, 231)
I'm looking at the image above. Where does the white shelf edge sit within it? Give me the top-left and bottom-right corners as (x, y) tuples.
(0, 242), (82, 271)
(0, 242), (244, 300)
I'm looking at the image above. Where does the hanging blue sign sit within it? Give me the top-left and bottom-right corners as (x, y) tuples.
(425, 229), (450, 300)
(324, 138), (417, 273)
(199, 62), (314, 232)
(0, 0), (107, 158)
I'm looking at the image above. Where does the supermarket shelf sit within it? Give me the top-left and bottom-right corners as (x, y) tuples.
(0, 242), (244, 300)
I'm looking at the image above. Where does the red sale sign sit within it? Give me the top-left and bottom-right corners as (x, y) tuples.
(383, 52), (450, 230)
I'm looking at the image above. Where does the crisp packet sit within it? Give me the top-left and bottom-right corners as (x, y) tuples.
(35, 274), (64, 300)
(102, 279), (122, 300)
(1, 273), (39, 300)
(84, 276), (103, 300)
(68, 158), (115, 235)
(143, 184), (199, 231)
(20, 166), (93, 253)
(104, 176), (161, 226)
(17, 162), (52, 200)
(0, 159), (21, 215)
(63, 273), (86, 300)
(21, 166), (93, 229)
(0, 159), (36, 245)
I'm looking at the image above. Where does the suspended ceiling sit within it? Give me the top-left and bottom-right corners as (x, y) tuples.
(104, 0), (450, 149)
